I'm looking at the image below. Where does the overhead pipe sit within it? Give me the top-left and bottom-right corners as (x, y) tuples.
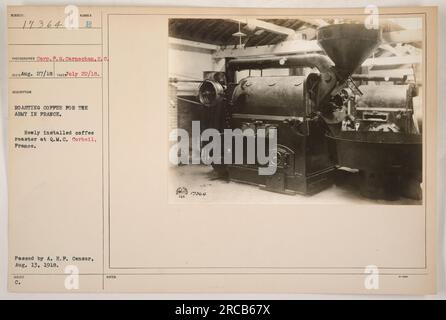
(227, 54), (334, 73)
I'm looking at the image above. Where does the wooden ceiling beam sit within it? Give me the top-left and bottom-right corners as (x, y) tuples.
(295, 18), (329, 27)
(228, 18), (296, 36)
(169, 37), (219, 51)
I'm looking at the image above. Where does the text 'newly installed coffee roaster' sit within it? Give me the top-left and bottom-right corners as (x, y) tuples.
(196, 23), (422, 200)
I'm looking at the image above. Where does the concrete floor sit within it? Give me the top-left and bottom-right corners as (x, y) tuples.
(170, 165), (421, 205)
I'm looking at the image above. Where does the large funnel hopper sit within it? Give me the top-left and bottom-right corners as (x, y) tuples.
(317, 24), (382, 79)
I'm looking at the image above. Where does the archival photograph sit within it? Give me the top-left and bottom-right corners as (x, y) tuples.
(168, 16), (423, 204)
(5, 5), (438, 295)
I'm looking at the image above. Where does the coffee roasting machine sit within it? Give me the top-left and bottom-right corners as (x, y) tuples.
(195, 23), (422, 200)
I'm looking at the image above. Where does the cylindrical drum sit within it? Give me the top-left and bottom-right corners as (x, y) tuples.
(231, 76), (307, 116)
(356, 84), (415, 110)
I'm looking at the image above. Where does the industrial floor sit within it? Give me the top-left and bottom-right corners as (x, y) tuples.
(170, 165), (421, 205)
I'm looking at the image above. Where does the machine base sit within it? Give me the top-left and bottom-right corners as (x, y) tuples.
(225, 165), (335, 196)
(334, 168), (422, 200)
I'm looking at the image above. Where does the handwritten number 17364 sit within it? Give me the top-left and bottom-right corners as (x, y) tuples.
(22, 20), (63, 29)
